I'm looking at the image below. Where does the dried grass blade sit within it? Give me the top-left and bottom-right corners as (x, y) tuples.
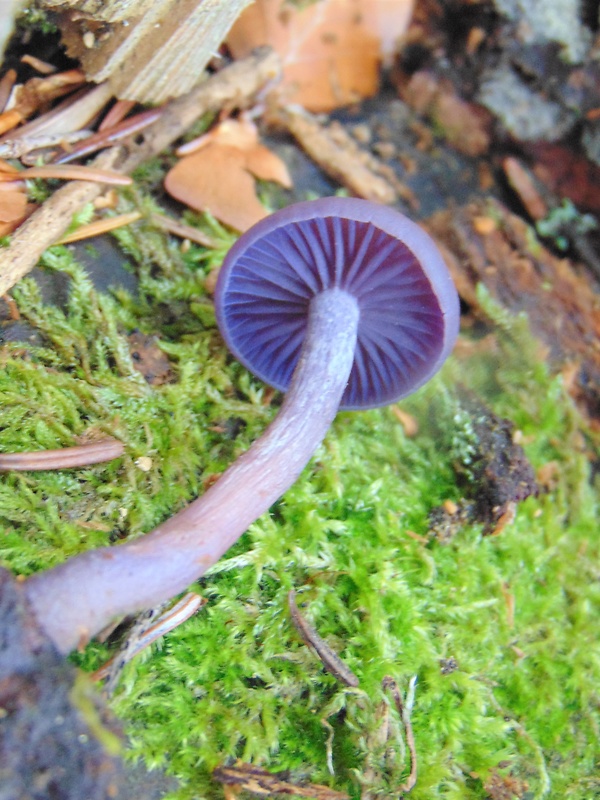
(55, 211), (142, 244)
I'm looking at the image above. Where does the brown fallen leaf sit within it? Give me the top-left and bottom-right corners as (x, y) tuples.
(165, 117), (292, 232)
(177, 117), (293, 192)
(245, 143), (293, 188)
(227, 0), (414, 112)
(177, 116), (259, 155)
(166, 144), (267, 232)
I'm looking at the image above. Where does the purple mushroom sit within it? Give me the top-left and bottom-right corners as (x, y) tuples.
(21, 197), (459, 654)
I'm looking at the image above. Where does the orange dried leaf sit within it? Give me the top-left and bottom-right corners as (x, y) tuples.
(166, 119), (292, 231)
(197, 117), (262, 152)
(227, 0), (414, 112)
(165, 144), (269, 233)
(0, 202), (37, 236)
(0, 189), (27, 223)
(245, 144), (292, 188)
(0, 109), (24, 137)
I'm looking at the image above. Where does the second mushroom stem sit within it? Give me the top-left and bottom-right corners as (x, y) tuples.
(24, 288), (360, 653)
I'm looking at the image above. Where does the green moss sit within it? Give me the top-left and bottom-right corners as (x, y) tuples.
(16, 5), (58, 36)
(70, 672), (123, 758)
(0, 222), (598, 800)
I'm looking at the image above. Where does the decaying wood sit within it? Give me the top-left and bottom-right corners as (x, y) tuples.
(502, 155), (600, 280)
(0, 47), (281, 297)
(42, 0), (252, 103)
(213, 762), (349, 800)
(426, 198), (600, 417)
(278, 107), (397, 204)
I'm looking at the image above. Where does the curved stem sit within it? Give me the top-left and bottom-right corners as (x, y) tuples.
(24, 289), (360, 653)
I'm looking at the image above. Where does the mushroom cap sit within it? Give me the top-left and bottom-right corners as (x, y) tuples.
(215, 197), (459, 410)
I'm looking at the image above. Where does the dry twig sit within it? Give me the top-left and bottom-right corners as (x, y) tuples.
(288, 589), (359, 688)
(278, 107), (397, 204)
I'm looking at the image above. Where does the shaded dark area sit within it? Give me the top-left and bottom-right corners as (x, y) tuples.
(394, 0), (600, 176)
(0, 568), (123, 800)
(0, 567), (178, 799)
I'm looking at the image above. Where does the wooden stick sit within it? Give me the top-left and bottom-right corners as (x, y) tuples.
(278, 107), (397, 204)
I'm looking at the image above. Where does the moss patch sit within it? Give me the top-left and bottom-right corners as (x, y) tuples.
(0, 220), (598, 800)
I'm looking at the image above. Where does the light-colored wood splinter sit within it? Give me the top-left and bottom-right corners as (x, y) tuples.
(288, 589), (359, 688)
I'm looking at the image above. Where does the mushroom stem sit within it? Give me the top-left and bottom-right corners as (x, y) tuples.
(24, 288), (359, 653)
